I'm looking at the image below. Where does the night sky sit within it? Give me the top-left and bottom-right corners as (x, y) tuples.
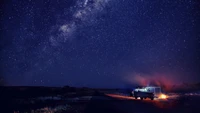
(0, 0), (200, 88)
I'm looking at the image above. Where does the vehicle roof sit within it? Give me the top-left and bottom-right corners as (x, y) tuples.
(145, 86), (161, 88)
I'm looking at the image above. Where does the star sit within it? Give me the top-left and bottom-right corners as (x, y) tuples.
(0, 0), (199, 88)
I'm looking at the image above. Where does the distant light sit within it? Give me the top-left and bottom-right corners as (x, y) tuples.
(159, 94), (167, 99)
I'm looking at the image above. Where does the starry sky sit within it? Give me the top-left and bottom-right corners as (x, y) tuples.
(0, 0), (200, 88)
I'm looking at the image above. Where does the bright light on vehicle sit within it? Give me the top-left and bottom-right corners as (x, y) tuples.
(159, 94), (167, 99)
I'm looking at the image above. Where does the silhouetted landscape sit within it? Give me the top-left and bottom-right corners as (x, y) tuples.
(1, 83), (200, 113)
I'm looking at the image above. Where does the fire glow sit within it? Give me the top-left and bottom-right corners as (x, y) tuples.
(159, 94), (167, 99)
(124, 72), (182, 92)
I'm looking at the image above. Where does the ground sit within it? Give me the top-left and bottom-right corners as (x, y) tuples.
(0, 86), (200, 113)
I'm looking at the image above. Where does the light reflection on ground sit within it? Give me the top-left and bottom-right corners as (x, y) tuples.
(106, 93), (179, 109)
(106, 93), (178, 101)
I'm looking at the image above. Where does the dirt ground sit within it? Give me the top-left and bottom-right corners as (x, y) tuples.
(2, 91), (200, 113)
(83, 92), (200, 113)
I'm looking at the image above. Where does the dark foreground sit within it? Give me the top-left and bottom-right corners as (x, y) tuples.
(0, 86), (200, 113)
(85, 93), (200, 113)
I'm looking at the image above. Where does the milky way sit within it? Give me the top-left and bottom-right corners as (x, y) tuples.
(49, 0), (112, 46)
(0, 0), (200, 88)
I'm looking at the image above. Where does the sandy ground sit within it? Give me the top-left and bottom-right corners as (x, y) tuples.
(83, 92), (200, 113)
(4, 91), (200, 113)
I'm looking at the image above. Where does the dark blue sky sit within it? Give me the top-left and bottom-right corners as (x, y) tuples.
(0, 0), (200, 88)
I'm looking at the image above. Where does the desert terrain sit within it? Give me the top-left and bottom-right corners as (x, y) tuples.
(0, 86), (200, 113)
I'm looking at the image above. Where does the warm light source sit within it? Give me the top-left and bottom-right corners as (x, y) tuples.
(160, 94), (167, 99)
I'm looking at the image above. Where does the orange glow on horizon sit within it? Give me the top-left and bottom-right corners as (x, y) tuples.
(125, 72), (182, 91)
